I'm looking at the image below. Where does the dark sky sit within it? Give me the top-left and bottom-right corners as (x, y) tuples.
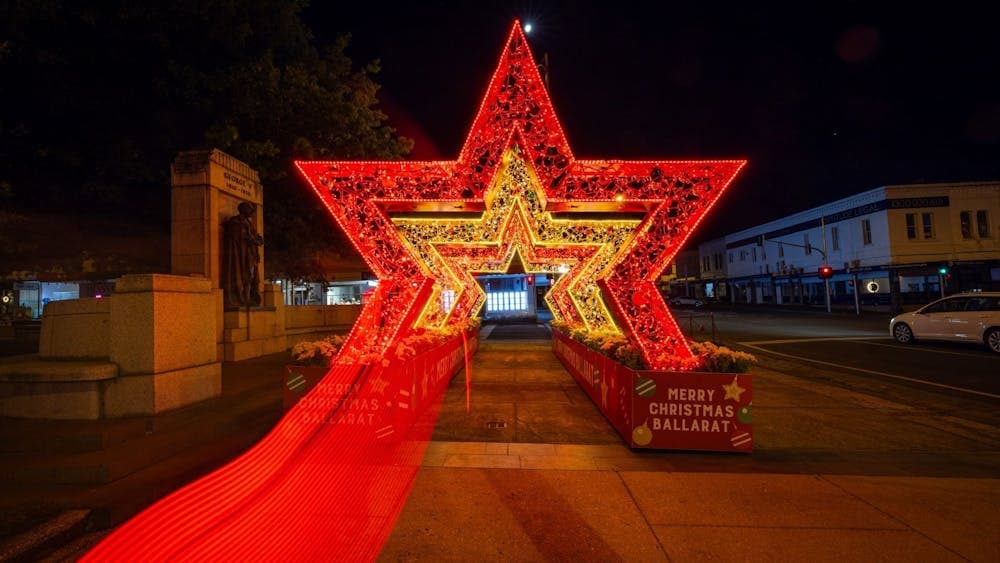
(305, 1), (1000, 244)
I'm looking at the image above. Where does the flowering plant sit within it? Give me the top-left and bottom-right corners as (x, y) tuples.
(290, 334), (345, 367)
(550, 322), (754, 373)
(390, 319), (481, 362)
(689, 341), (755, 373)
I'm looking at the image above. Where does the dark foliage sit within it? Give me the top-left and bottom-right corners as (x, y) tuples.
(0, 0), (411, 278)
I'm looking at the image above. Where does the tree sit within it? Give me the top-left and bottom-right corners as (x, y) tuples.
(0, 0), (411, 278)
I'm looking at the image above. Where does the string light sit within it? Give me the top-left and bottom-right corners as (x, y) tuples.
(295, 20), (746, 369)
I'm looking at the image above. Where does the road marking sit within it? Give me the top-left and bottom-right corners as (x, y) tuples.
(741, 336), (888, 345)
(738, 342), (1000, 400)
(854, 339), (992, 359)
(745, 336), (992, 360)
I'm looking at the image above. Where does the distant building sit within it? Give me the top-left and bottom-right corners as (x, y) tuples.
(659, 250), (701, 298)
(697, 238), (729, 302)
(698, 181), (1000, 311)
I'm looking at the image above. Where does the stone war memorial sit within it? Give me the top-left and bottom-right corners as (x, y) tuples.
(0, 149), (358, 419)
(170, 149), (287, 362)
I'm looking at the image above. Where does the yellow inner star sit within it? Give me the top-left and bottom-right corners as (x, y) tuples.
(391, 148), (642, 332)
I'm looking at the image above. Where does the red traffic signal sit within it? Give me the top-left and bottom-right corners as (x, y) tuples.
(818, 266), (833, 279)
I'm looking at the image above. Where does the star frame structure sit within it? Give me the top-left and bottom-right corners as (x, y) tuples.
(296, 20), (745, 370)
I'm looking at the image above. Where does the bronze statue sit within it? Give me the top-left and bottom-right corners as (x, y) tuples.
(223, 202), (264, 307)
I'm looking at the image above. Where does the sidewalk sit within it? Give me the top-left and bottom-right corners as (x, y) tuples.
(2, 327), (997, 561)
(382, 445), (996, 562)
(380, 327), (999, 562)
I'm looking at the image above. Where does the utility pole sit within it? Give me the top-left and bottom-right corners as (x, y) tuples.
(821, 217), (831, 313)
(852, 271), (860, 316)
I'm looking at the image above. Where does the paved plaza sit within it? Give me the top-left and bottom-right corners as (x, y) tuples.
(1, 321), (997, 561)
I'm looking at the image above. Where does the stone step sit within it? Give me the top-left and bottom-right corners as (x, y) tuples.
(0, 358), (119, 420)
(0, 509), (90, 562)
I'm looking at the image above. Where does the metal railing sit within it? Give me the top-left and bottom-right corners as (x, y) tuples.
(673, 311), (716, 342)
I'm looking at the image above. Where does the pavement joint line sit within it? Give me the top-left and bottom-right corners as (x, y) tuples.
(850, 339), (994, 359)
(616, 471), (671, 562)
(818, 475), (974, 562)
(739, 342), (1000, 400)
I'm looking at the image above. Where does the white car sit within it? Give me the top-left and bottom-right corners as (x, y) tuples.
(890, 292), (1000, 353)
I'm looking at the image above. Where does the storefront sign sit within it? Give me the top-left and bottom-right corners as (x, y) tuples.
(887, 196), (949, 209)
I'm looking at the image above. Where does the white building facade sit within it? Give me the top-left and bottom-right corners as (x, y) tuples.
(700, 181), (999, 311)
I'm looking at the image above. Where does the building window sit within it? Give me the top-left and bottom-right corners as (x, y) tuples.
(922, 212), (934, 239)
(977, 210), (991, 238)
(752, 247), (757, 262)
(862, 219), (872, 245)
(905, 213), (917, 239)
(778, 243), (784, 258)
(729, 252), (733, 264)
(960, 211), (974, 239)
(804, 233), (812, 255)
(831, 226), (840, 251)
(703, 256), (710, 271)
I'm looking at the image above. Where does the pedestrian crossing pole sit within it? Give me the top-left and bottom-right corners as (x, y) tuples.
(821, 217), (831, 313)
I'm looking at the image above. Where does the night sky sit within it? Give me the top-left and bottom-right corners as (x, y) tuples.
(306, 1), (1000, 244)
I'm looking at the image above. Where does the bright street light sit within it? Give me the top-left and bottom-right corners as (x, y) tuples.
(523, 23), (533, 34)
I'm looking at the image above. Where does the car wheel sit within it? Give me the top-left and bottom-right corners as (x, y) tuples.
(986, 328), (1000, 354)
(893, 323), (915, 344)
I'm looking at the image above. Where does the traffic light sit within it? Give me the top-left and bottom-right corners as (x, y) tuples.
(938, 266), (948, 275)
(818, 266), (833, 279)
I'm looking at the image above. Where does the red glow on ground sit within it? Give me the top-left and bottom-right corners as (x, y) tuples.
(84, 334), (471, 561)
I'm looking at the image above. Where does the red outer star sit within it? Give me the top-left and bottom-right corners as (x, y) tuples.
(296, 21), (745, 369)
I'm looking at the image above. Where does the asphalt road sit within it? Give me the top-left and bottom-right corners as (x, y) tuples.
(673, 304), (998, 403)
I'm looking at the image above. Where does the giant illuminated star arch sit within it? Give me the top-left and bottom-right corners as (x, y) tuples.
(296, 21), (745, 369)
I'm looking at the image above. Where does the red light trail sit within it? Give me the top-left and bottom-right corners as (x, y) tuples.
(85, 20), (742, 560)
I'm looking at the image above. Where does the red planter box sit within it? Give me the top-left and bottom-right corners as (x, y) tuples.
(284, 329), (479, 419)
(552, 329), (752, 452)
